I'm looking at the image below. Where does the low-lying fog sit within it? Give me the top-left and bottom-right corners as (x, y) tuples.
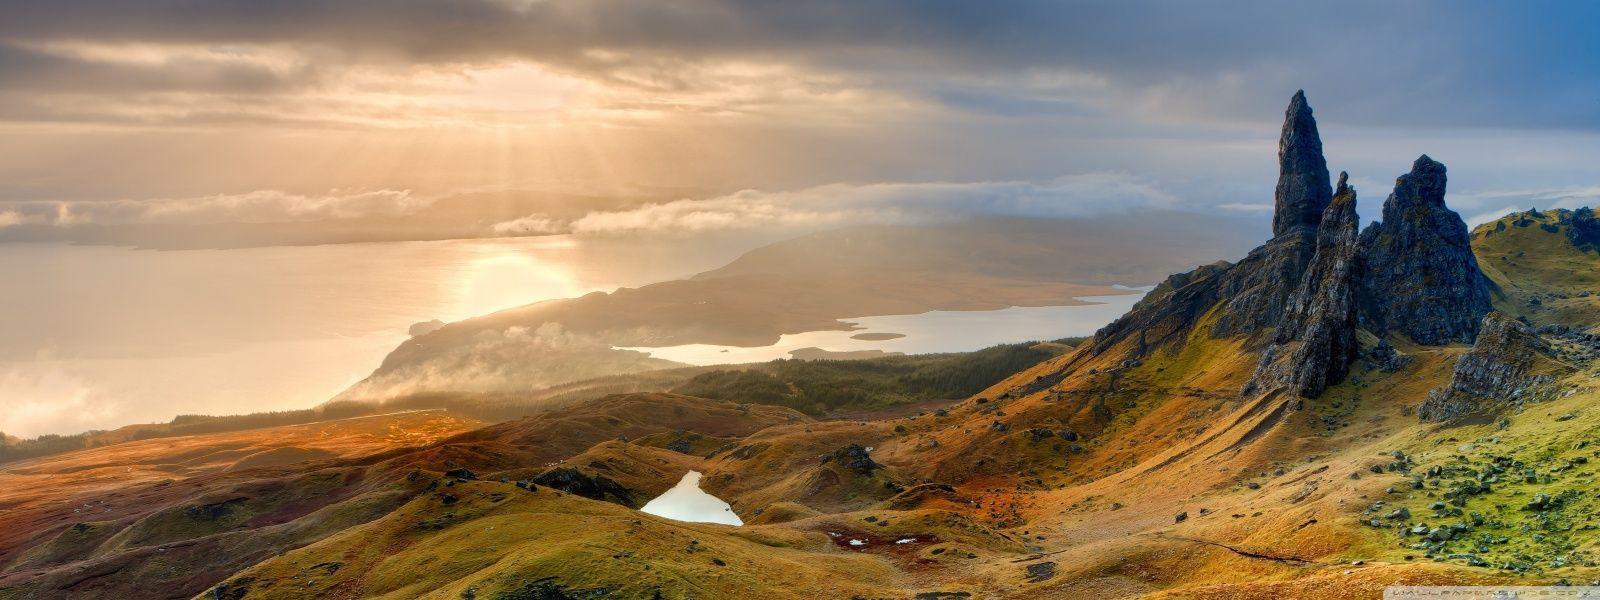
(0, 235), (768, 437)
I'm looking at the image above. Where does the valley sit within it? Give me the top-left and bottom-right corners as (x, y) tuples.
(1, 93), (1597, 600)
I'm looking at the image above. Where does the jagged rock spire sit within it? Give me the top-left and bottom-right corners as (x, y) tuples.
(1244, 172), (1360, 398)
(1357, 155), (1492, 344)
(1272, 90), (1333, 237)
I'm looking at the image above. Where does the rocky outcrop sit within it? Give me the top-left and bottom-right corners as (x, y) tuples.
(1092, 92), (1331, 349)
(1358, 155), (1492, 345)
(1067, 94), (1492, 403)
(1210, 92), (1334, 338)
(1243, 173), (1361, 398)
(1565, 207), (1600, 251)
(1273, 90), (1334, 237)
(1417, 313), (1557, 421)
(531, 467), (636, 506)
(1207, 228), (1319, 339)
(822, 444), (882, 475)
(1365, 339), (1413, 372)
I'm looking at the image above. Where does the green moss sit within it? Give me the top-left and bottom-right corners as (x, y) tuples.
(1375, 383), (1600, 574)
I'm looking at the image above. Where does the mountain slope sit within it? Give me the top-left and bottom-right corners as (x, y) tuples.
(214, 91), (1600, 598)
(6, 93), (1599, 600)
(339, 215), (1256, 401)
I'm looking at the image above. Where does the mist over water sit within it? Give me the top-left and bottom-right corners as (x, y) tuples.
(0, 229), (1151, 438)
(0, 235), (767, 437)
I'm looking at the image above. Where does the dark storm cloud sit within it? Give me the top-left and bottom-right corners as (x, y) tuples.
(0, 0), (1595, 130)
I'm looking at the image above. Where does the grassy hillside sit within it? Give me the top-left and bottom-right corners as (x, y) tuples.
(2, 341), (1069, 467)
(0, 395), (801, 599)
(671, 342), (1071, 416)
(5, 209), (1598, 599)
(1472, 208), (1600, 330)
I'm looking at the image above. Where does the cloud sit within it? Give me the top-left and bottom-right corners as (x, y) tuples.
(491, 214), (564, 235)
(339, 321), (675, 400)
(0, 209), (29, 228)
(1452, 186), (1600, 227)
(517, 175), (1180, 234)
(1217, 202), (1272, 213)
(0, 365), (121, 438)
(0, 1), (1595, 131)
(3, 189), (426, 226)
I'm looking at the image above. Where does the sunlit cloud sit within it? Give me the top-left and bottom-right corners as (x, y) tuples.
(528, 175), (1180, 235)
(0, 0), (1595, 240)
(491, 215), (564, 235)
(9, 189), (426, 226)
(0, 365), (121, 438)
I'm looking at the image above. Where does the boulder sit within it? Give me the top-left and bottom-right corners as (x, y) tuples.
(822, 444), (881, 475)
(1417, 312), (1557, 421)
(531, 467), (636, 506)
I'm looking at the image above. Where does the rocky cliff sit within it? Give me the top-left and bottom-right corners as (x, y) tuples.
(1273, 90), (1333, 237)
(1077, 93), (1492, 401)
(1243, 173), (1361, 398)
(1357, 155), (1493, 345)
(1090, 92), (1333, 353)
(1417, 312), (1560, 421)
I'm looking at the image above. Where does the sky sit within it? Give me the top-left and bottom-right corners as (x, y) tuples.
(1, 1), (1599, 438)
(0, 0), (1596, 240)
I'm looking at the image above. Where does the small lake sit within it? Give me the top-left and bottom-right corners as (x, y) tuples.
(619, 291), (1150, 365)
(639, 471), (743, 526)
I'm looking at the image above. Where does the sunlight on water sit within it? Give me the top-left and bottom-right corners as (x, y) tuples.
(0, 235), (760, 437)
(620, 291), (1150, 365)
(639, 471), (743, 526)
(453, 247), (582, 319)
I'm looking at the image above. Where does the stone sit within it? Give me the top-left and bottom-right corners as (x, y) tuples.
(665, 438), (693, 454)
(1024, 561), (1057, 583)
(1273, 90), (1334, 237)
(1525, 492), (1553, 511)
(1366, 339), (1414, 372)
(1567, 207), (1600, 251)
(1358, 155), (1492, 345)
(823, 444), (882, 475)
(1418, 312), (1557, 421)
(531, 468), (636, 506)
(1243, 173), (1361, 398)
